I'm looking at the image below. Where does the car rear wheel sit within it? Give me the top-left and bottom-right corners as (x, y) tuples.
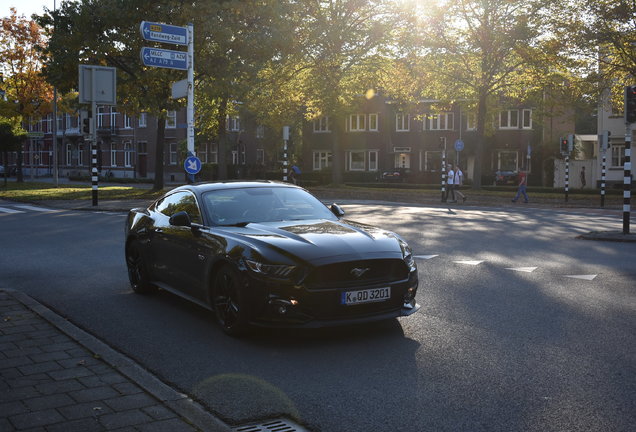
(126, 242), (157, 295)
(212, 266), (249, 336)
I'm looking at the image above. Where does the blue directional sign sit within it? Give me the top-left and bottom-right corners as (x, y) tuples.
(454, 139), (465, 152)
(184, 155), (202, 175)
(140, 21), (188, 46)
(140, 47), (188, 70)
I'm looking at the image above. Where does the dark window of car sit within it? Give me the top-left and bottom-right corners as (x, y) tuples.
(155, 191), (202, 224)
(202, 187), (337, 225)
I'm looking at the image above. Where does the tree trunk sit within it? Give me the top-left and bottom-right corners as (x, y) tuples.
(16, 144), (24, 183)
(472, 90), (488, 189)
(217, 98), (228, 180)
(152, 116), (166, 191)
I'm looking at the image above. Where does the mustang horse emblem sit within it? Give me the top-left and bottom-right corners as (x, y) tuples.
(350, 267), (370, 278)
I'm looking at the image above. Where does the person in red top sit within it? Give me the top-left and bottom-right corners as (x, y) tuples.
(511, 170), (529, 203)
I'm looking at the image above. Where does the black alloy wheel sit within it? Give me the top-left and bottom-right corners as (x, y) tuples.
(212, 266), (249, 336)
(126, 243), (157, 295)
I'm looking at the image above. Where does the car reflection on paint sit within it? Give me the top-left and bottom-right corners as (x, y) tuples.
(124, 181), (419, 336)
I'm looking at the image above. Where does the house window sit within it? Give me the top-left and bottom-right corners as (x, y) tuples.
(97, 107), (105, 128)
(124, 142), (133, 167)
(108, 108), (117, 128)
(424, 151), (443, 172)
(169, 143), (178, 165)
(124, 115), (132, 129)
(66, 144), (72, 166)
(497, 150), (518, 171)
(428, 113), (454, 130)
(256, 149), (265, 165)
(466, 113), (477, 131)
(138, 141), (147, 154)
(110, 142), (117, 167)
(209, 143), (218, 164)
(57, 115), (63, 131)
(313, 151), (332, 170)
(313, 116), (330, 132)
(611, 144), (625, 168)
(522, 109), (532, 129)
(499, 110), (519, 129)
(369, 150), (378, 171)
(256, 125), (265, 139)
(231, 150), (238, 165)
(226, 116), (240, 131)
(349, 114), (366, 132)
(197, 143), (208, 163)
(166, 110), (177, 129)
(42, 115), (52, 132)
(348, 151), (366, 171)
(78, 144), (84, 166)
(369, 114), (378, 131)
(138, 113), (147, 128)
(396, 113), (409, 132)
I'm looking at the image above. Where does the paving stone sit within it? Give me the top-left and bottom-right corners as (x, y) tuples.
(104, 393), (157, 411)
(99, 409), (153, 429)
(18, 360), (63, 376)
(0, 385), (40, 403)
(142, 404), (178, 421)
(9, 408), (66, 429)
(45, 417), (104, 432)
(0, 400), (29, 417)
(35, 378), (85, 395)
(6, 373), (51, 388)
(29, 350), (71, 363)
(48, 365), (96, 381)
(0, 355), (33, 369)
(4, 345), (43, 358)
(69, 385), (121, 403)
(23, 393), (75, 411)
(112, 381), (143, 395)
(57, 400), (113, 421)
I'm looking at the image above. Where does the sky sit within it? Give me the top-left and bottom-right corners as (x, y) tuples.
(2, 0), (68, 19)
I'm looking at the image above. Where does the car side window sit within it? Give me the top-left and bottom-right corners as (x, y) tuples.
(155, 191), (202, 224)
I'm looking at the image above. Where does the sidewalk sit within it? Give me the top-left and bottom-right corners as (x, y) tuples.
(0, 289), (231, 432)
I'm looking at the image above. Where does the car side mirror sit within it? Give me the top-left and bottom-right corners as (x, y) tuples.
(169, 211), (192, 227)
(330, 203), (345, 217)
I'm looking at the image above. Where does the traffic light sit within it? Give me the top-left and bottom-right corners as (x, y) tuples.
(80, 109), (92, 135)
(625, 85), (636, 124)
(439, 136), (446, 150)
(559, 137), (568, 154)
(599, 130), (610, 152)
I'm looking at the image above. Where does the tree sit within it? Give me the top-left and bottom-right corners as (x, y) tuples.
(418, 0), (559, 188)
(37, 0), (187, 190)
(1, 8), (53, 182)
(0, 117), (27, 186)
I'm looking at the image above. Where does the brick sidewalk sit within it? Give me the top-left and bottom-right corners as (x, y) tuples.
(0, 289), (231, 432)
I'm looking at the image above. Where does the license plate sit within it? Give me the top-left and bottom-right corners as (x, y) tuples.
(341, 287), (391, 305)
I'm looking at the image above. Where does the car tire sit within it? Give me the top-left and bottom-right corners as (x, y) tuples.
(126, 242), (157, 295)
(212, 266), (249, 336)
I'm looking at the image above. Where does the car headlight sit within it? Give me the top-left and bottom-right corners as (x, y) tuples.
(245, 259), (296, 279)
(398, 238), (417, 272)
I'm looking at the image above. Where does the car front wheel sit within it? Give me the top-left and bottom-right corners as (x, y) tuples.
(212, 266), (249, 336)
(126, 242), (157, 295)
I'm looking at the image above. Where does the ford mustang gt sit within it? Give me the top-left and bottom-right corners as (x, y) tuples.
(124, 181), (419, 335)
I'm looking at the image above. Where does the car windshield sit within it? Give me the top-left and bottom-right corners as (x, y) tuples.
(202, 186), (338, 225)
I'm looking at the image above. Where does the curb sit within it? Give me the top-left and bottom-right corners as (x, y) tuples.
(4, 289), (232, 432)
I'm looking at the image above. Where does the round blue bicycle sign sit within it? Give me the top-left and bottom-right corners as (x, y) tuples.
(184, 155), (202, 175)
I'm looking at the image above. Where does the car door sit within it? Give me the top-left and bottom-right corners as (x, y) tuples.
(152, 191), (208, 300)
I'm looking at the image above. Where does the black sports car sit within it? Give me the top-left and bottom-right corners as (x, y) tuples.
(125, 181), (420, 335)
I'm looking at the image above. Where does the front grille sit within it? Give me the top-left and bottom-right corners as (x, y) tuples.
(303, 259), (408, 290)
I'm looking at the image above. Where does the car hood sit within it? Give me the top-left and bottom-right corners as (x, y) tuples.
(218, 219), (404, 264)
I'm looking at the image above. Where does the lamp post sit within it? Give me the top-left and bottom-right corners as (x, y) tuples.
(51, 0), (59, 186)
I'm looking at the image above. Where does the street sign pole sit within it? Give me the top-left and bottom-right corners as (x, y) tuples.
(91, 67), (98, 206)
(187, 23), (194, 154)
(624, 124), (632, 234)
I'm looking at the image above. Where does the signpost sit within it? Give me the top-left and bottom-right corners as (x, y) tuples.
(140, 47), (188, 70)
(140, 21), (195, 167)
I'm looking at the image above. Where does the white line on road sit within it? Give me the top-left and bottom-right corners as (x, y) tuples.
(454, 260), (485, 266)
(505, 267), (538, 273)
(12, 204), (59, 212)
(414, 255), (439, 260)
(564, 274), (598, 280)
(0, 206), (25, 214)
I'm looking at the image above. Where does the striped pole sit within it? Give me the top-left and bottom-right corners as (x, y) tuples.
(624, 127), (632, 234)
(601, 153), (606, 208)
(282, 126), (289, 182)
(564, 154), (569, 202)
(440, 137), (446, 202)
(91, 142), (98, 206)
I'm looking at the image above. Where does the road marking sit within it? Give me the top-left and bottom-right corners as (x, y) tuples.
(564, 274), (597, 281)
(12, 204), (58, 212)
(454, 260), (484, 266)
(506, 267), (538, 273)
(414, 255), (438, 260)
(0, 206), (25, 214)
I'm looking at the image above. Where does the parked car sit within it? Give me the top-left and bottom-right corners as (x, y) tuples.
(380, 168), (408, 182)
(124, 181), (420, 336)
(494, 170), (519, 186)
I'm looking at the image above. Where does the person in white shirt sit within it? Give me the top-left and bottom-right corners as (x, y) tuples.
(454, 164), (466, 203)
(445, 164), (456, 203)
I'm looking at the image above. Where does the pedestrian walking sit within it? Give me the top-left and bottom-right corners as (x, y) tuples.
(511, 170), (529, 203)
(445, 164), (456, 203)
(580, 166), (586, 189)
(454, 164), (466, 203)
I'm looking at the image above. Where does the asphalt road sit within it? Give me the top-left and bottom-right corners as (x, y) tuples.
(1, 200), (635, 432)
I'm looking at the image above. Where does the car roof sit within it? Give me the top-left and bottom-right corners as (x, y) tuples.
(170, 180), (299, 195)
